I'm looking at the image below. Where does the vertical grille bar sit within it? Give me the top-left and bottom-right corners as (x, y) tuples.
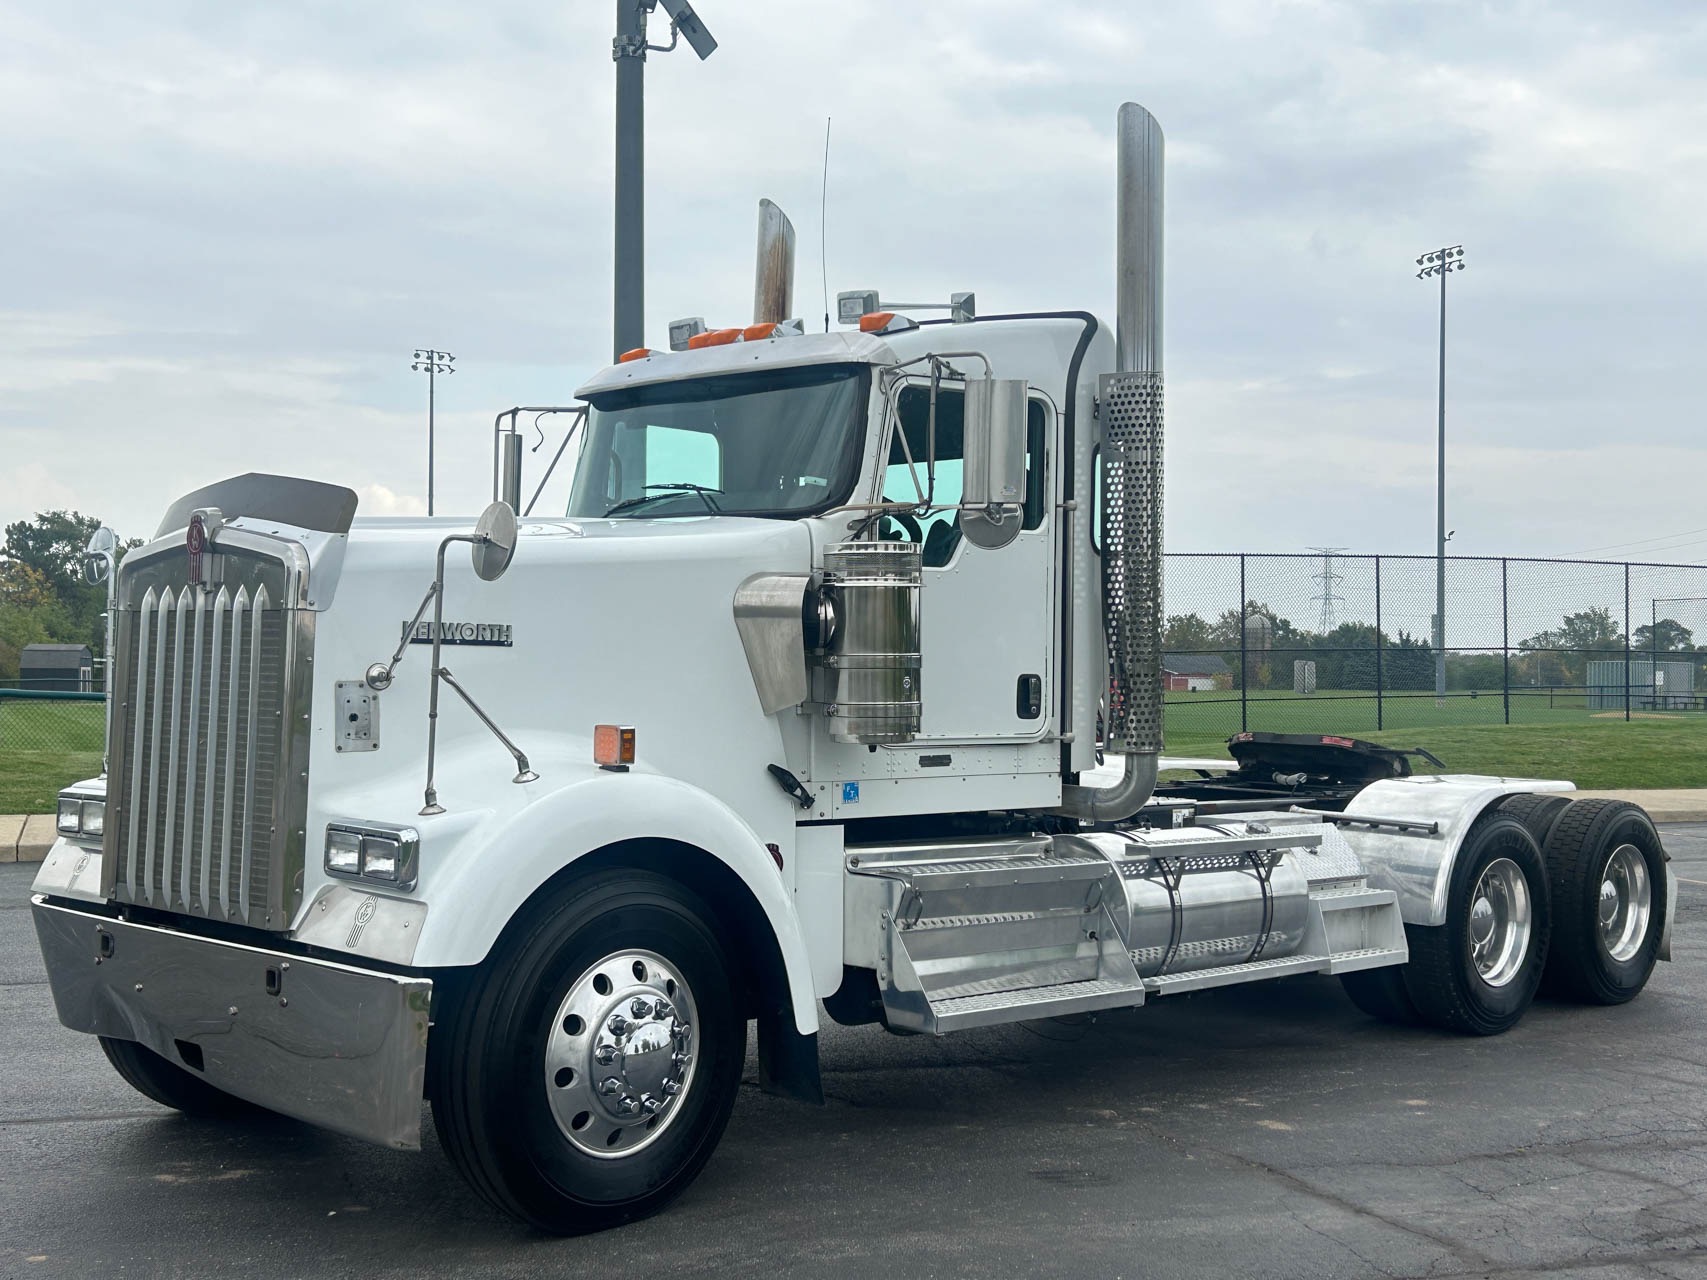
(180, 588), (207, 911)
(197, 588), (227, 912)
(161, 590), (189, 910)
(217, 588), (247, 921)
(143, 589), (174, 905)
(124, 590), (155, 901)
(238, 584), (267, 923)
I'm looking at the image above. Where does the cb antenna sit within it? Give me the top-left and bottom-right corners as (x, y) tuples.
(821, 116), (832, 332)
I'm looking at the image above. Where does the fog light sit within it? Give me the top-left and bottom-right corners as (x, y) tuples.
(325, 828), (361, 875)
(80, 800), (105, 837)
(57, 798), (82, 835)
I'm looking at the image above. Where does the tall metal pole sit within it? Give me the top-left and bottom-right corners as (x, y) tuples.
(613, 0), (646, 360)
(1416, 245), (1464, 704)
(412, 349), (456, 516)
(1436, 262), (1447, 703)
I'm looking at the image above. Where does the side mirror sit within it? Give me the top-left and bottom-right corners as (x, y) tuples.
(471, 501), (517, 582)
(961, 378), (1027, 550)
(84, 526), (117, 584)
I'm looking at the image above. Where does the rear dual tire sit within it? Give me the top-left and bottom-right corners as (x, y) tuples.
(1539, 799), (1667, 1005)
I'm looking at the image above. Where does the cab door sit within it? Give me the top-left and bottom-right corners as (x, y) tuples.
(880, 383), (1056, 741)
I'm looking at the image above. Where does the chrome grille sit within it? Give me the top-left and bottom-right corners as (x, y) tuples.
(104, 542), (310, 929)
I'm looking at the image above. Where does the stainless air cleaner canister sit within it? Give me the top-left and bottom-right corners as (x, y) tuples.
(818, 542), (922, 744)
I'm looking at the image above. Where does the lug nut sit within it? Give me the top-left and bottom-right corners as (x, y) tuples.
(653, 999), (673, 1019)
(594, 1044), (618, 1066)
(630, 997), (652, 1018)
(615, 1095), (639, 1116)
(662, 1079), (681, 1096)
(598, 1077), (621, 1097)
(642, 1097), (662, 1115)
(607, 1014), (630, 1036)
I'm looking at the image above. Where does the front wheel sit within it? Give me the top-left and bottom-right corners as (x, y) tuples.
(429, 870), (746, 1234)
(99, 1037), (254, 1117)
(1402, 814), (1551, 1036)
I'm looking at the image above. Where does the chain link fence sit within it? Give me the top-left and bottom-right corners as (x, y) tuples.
(0, 687), (106, 753)
(1162, 554), (1707, 748)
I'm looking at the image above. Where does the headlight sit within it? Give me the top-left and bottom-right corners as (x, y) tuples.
(324, 822), (419, 891)
(56, 791), (105, 841)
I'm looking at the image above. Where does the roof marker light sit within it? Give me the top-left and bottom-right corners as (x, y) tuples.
(686, 327), (742, 350)
(618, 347), (655, 363)
(858, 311), (919, 335)
(743, 322), (778, 341)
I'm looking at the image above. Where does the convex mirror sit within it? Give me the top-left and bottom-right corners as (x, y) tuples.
(84, 526), (117, 584)
(961, 377), (1026, 550)
(472, 501), (518, 581)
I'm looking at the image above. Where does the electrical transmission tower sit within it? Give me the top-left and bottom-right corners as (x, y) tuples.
(1311, 546), (1346, 631)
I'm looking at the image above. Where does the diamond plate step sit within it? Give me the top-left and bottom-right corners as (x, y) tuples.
(1141, 946), (1407, 996)
(929, 976), (1146, 1033)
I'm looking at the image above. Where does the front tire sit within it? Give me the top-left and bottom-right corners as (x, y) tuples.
(1402, 814), (1551, 1035)
(429, 870), (746, 1234)
(99, 1037), (254, 1117)
(1540, 799), (1667, 1005)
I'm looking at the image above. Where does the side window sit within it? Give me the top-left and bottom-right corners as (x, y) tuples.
(882, 387), (1049, 563)
(607, 421), (722, 501)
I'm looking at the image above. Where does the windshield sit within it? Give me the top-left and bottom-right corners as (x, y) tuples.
(567, 364), (869, 519)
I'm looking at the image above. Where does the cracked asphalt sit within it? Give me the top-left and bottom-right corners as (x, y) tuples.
(4, 826), (1706, 1279)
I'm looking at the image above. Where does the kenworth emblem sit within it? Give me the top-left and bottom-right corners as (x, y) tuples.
(402, 620), (514, 647)
(186, 512), (207, 586)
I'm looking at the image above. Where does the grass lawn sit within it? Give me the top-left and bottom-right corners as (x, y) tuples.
(0, 700), (104, 813)
(1166, 717), (1707, 790)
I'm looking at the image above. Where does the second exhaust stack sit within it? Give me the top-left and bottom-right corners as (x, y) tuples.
(1059, 101), (1166, 822)
(753, 198), (797, 325)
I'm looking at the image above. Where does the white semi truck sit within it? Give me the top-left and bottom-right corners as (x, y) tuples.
(33, 103), (1674, 1234)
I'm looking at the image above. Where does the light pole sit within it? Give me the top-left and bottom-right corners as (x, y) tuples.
(1416, 245), (1465, 703)
(411, 349), (455, 516)
(612, 0), (718, 361)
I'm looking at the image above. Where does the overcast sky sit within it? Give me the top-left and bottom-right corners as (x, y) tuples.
(2, 0), (1704, 565)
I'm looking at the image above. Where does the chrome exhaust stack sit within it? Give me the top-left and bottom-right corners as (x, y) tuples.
(753, 198), (796, 325)
(1059, 101), (1166, 822)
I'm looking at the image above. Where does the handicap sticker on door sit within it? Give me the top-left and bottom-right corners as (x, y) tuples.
(841, 782), (860, 804)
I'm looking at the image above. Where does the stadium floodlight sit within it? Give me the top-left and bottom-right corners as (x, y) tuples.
(654, 0), (718, 59)
(1413, 244), (1466, 702)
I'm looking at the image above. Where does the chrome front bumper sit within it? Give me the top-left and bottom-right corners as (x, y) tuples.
(31, 896), (431, 1149)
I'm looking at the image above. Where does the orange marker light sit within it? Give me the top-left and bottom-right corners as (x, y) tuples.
(594, 724), (637, 768)
(742, 322), (778, 341)
(858, 311), (897, 332)
(618, 347), (654, 363)
(686, 327), (742, 350)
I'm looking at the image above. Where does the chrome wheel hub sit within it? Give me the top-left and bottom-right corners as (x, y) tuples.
(1467, 857), (1532, 988)
(543, 950), (698, 1158)
(1598, 844), (1651, 963)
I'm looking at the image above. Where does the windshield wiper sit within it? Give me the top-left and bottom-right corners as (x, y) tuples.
(605, 483), (724, 517)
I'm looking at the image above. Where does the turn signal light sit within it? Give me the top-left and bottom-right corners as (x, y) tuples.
(594, 724), (637, 768)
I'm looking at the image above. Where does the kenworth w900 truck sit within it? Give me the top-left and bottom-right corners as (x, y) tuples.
(33, 103), (1674, 1233)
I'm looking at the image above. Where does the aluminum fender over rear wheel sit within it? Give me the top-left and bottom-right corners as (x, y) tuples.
(1333, 775), (1574, 927)
(1540, 799), (1668, 1005)
(430, 870), (746, 1234)
(99, 1037), (257, 1118)
(1401, 814), (1551, 1036)
(404, 771), (820, 1036)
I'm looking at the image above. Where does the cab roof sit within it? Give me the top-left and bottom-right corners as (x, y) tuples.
(575, 330), (897, 400)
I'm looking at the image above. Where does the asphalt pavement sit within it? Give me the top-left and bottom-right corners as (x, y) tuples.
(4, 829), (1707, 1279)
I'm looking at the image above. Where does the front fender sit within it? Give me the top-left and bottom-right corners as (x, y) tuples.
(1333, 774), (1575, 927)
(410, 772), (819, 1035)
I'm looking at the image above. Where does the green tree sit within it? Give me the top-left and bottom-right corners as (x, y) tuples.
(1632, 617), (1693, 653)
(0, 510), (136, 655)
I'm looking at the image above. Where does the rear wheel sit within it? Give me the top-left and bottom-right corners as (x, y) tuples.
(430, 870), (746, 1234)
(1540, 799), (1667, 1005)
(1402, 814), (1551, 1035)
(1495, 791), (1572, 847)
(99, 1037), (254, 1117)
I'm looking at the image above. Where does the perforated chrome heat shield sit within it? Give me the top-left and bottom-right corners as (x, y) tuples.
(1099, 370), (1164, 755)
